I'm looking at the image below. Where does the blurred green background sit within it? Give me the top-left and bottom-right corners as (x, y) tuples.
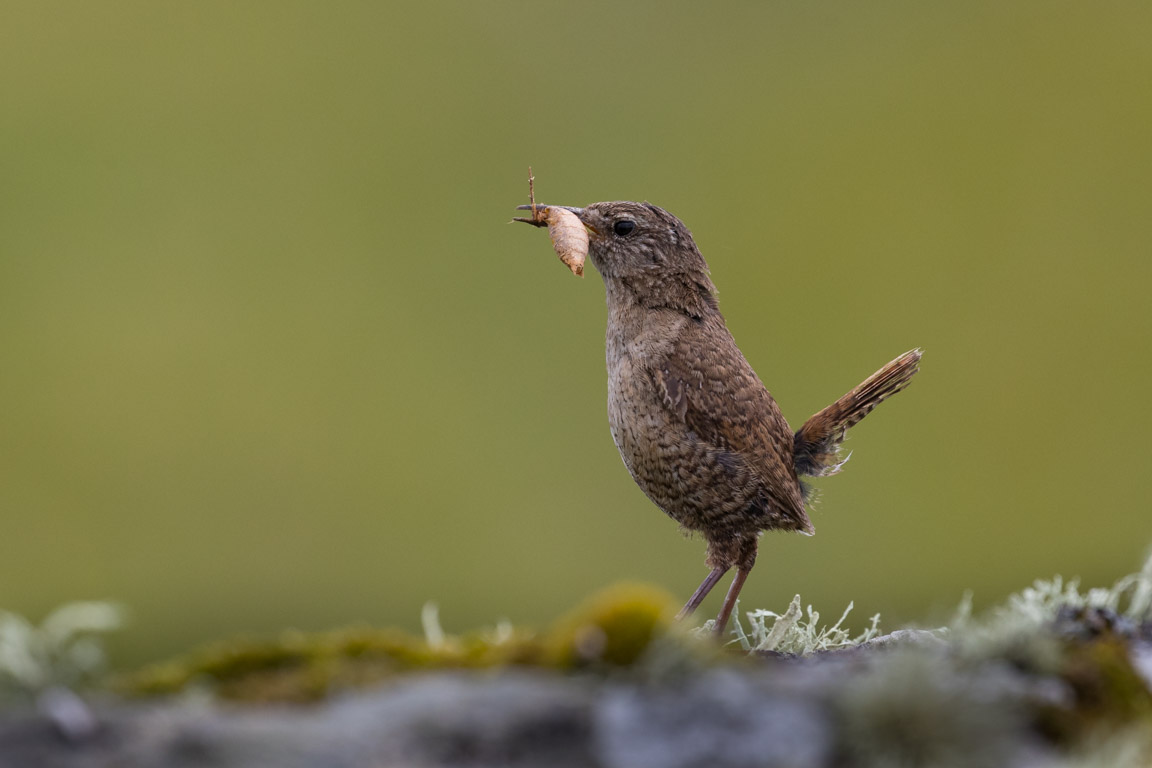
(2, 2), (1149, 666)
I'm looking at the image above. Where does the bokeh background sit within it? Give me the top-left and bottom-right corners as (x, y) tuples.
(2, 2), (1149, 666)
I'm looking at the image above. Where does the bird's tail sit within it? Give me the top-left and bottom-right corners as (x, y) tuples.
(793, 349), (922, 478)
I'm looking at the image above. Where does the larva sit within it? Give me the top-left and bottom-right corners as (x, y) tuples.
(513, 171), (588, 277)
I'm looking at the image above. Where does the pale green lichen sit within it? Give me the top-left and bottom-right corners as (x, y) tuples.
(717, 550), (1152, 658)
(998, 551), (1152, 626)
(0, 601), (125, 697)
(704, 595), (882, 654)
(947, 550), (1152, 669)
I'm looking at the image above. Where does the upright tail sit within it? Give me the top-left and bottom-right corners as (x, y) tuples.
(793, 348), (922, 478)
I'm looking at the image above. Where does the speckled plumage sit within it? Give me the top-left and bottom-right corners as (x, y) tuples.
(603, 277), (811, 566)
(520, 200), (921, 634)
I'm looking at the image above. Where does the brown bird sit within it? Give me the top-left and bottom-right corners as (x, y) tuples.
(517, 200), (921, 636)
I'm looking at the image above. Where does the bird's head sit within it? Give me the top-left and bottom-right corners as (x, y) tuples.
(573, 202), (707, 280)
(520, 200), (718, 317)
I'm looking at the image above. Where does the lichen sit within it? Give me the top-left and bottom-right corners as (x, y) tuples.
(716, 594), (883, 654)
(0, 602), (125, 698)
(955, 551), (1152, 642)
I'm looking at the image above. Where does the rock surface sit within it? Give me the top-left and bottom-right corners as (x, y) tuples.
(3, 630), (1150, 768)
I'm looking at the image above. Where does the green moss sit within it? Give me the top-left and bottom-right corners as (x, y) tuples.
(543, 582), (681, 669)
(122, 623), (544, 704)
(116, 557), (1152, 717)
(1060, 634), (1152, 730)
(120, 585), (682, 702)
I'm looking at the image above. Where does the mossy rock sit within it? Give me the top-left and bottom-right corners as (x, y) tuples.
(119, 584), (688, 703)
(122, 624), (543, 703)
(543, 582), (683, 669)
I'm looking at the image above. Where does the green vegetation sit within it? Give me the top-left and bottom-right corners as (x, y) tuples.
(0, 602), (125, 702)
(4, 556), (1151, 764)
(104, 555), (1151, 718)
(721, 594), (884, 654)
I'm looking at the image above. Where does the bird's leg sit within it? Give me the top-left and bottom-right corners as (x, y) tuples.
(713, 567), (751, 637)
(675, 566), (729, 620)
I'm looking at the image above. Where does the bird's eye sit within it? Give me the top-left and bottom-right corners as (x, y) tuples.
(613, 219), (636, 237)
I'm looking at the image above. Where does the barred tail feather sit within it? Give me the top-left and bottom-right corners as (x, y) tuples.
(793, 348), (922, 478)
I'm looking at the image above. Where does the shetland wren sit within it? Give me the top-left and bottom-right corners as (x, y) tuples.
(517, 200), (921, 636)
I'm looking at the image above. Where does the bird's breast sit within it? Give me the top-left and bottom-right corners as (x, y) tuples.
(606, 335), (656, 470)
(604, 314), (687, 508)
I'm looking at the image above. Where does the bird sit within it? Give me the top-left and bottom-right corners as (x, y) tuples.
(516, 200), (921, 636)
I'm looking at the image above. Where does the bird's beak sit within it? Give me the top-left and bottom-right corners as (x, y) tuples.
(514, 204), (597, 235)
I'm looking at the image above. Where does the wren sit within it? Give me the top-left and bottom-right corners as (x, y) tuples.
(517, 200), (921, 635)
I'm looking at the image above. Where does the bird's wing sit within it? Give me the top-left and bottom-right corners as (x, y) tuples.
(651, 317), (808, 525)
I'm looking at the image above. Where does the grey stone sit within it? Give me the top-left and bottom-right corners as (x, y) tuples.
(594, 668), (831, 768)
